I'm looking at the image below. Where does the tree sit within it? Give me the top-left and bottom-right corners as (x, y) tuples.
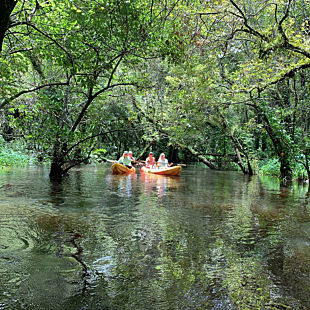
(163, 0), (310, 180)
(2, 0), (186, 177)
(0, 0), (17, 53)
(205, 0), (310, 181)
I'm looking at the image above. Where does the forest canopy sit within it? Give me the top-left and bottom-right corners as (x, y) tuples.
(1, 0), (310, 181)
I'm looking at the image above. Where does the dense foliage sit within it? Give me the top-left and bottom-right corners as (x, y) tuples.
(1, 0), (310, 181)
(0, 136), (35, 166)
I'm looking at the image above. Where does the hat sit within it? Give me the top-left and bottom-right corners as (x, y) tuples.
(124, 151), (128, 154)
(160, 153), (165, 157)
(149, 152), (153, 155)
(129, 151), (132, 154)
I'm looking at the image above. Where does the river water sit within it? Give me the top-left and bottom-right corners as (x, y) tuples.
(0, 164), (309, 309)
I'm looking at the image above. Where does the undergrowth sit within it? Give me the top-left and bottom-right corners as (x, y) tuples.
(0, 136), (36, 166)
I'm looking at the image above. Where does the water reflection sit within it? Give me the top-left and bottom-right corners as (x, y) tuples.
(0, 166), (310, 309)
(106, 173), (138, 197)
(141, 173), (180, 197)
(49, 178), (66, 206)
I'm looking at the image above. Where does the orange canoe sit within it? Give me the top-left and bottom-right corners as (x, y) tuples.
(111, 163), (136, 174)
(140, 166), (182, 176)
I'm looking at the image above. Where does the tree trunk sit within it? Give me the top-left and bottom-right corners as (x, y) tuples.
(246, 155), (254, 176)
(49, 160), (66, 179)
(49, 144), (66, 179)
(0, 0), (17, 53)
(178, 144), (218, 170)
(219, 113), (250, 175)
(279, 156), (292, 182)
(228, 135), (249, 174)
(253, 105), (293, 181)
(168, 146), (178, 163)
(136, 140), (155, 161)
(262, 133), (267, 152)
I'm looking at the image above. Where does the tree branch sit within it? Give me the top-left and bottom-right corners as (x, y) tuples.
(11, 21), (74, 66)
(70, 53), (127, 133)
(257, 62), (310, 94)
(64, 128), (142, 158)
(0, 81), (70, 109)
(229, 0), (268, 41)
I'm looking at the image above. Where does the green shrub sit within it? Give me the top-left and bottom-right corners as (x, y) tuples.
(259, 158), (308, 180)
(258, 158), (280, 177)
(0, 136), (36, 166)
(292, 162), (307, 180)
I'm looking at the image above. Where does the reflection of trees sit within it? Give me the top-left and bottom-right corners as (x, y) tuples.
(85, 174), (309, 309)
(2, 167), (310, 309)
(49, 178), (66, 206)
(0, 211), (93, 309)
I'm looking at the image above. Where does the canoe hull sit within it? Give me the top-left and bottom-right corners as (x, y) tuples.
(111, 163), (135, 174)
(141, 166), (182, 176)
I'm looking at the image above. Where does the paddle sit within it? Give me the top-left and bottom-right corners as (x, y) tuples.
(105, 157), (141, 165)
(132, 160), (145, 166)
(169, 163), (186, 167)
(102, 157), (118, 163)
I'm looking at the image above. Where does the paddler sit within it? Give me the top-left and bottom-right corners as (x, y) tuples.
(118, 151), (132, 168)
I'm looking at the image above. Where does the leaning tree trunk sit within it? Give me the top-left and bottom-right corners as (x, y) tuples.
(219, 113), (251, 175)
(177, 143), (218, 170)
(228, 135), (249, 175)
(0, 0), (17, 53)
(136, 140), (155, 161)
(232, 136), (254, 176)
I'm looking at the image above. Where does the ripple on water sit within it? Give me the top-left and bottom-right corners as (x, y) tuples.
(0, 217), (34, 259)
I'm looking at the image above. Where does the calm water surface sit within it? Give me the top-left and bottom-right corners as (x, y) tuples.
(0, 164), (310, 309)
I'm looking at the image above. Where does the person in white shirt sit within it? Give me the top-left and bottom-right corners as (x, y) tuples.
(128, 151), (136, 162)
(157, 153), (173, 168)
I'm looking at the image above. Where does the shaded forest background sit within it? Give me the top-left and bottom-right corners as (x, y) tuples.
(1, 0), (310, 181)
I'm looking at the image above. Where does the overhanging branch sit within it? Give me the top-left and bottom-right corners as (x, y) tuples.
(0, 81), (70, 109)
